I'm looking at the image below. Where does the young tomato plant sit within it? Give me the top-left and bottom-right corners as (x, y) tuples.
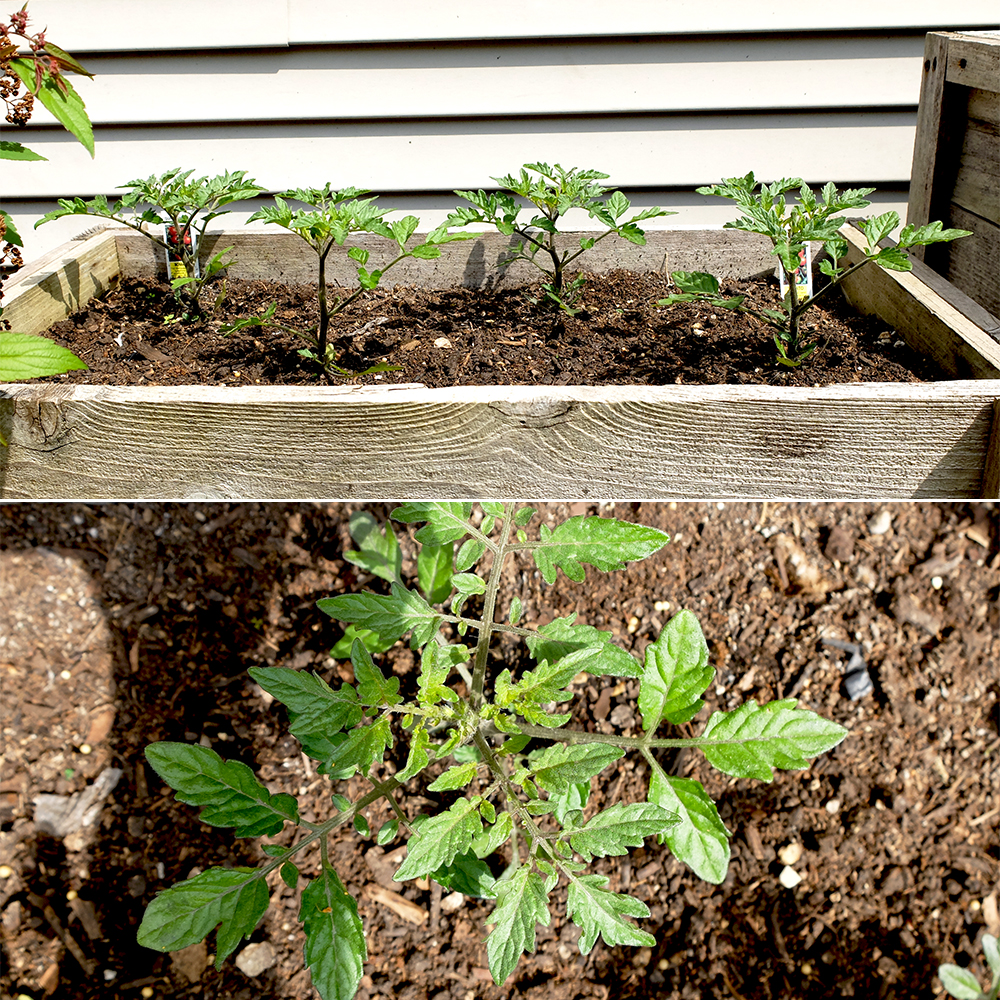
(657, 172), (972, 367)
(0, 4), (92, 382)
(939, 934), (1000, 1000)
(445, 162), (673, 315)
(137, 504), (848, 1000)
(35, 168), (264, 319)
(223, 185), (474, 379)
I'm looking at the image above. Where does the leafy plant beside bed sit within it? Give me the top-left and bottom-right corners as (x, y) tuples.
(1, 3), (93, 382)
(137, 503), (848, 1000)
(657, 172), (973, 367)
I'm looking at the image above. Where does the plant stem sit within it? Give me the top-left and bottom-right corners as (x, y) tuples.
(469, 503), (514, 711)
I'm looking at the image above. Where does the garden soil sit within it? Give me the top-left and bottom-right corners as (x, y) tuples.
(28, 272), (938, 388)
(1, 502), (997, 1000)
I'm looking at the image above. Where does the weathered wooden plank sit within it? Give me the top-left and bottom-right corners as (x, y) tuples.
(837, 223), (1000, 379)
(952, 119), (1000, 225)
(967, 87), (1000, 127)
(0, 231), (120, 338)
(982, 400), (1000, 499)
(907, 32), (957, 262)
(115, 229), (778, 290)
(942, 204), (1000, 319)
(945, 33), (1000, 93)
(1, 382), (997, 500)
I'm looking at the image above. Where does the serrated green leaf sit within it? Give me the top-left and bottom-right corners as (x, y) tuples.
(486, 864), (551, 985)
(416, 642), (463, 706)
(938, 964), (986, 999)
(327, 717), (393, 775)
(638, 609), (713, 730)
(568, 802), (677, 862)
(145, 743), (297, 837)
(280, 862), (299, 890)
(418, 542), (454, 604)
(377, 819), (399, 845)
(0, 332), (87, 381)
(394, 797), (483, 881)
(330, 624), (396, 659)
(249, 666), (363, 766)
(647, 771), (730, 884)
(12, 59), (94, 156)
(566, 874), (654, 954)
(391, 502), (475, 544)
(983, 934), (1000, 976)
(528, 743), (623, 792)
(397, 725), (431, 782)
(427, 760), (479, 791)
(550, 780), (590, 827)
(137, 867), (267, 964)
(319, 583), (442, 649)
(532, 516), (669, 584)
(430, 850), (497, 898)
(699, 699), (848, 781)
(345, 511), (401, 583)
(301, 865), (366, 1000)
(0, 140), (46, 161)
(508, 596), (523, 625)
(454, 538), (487, 573)
(525, 615), (641, 678)
(472, 811), (514, 859)
(350, 640), (402, 708)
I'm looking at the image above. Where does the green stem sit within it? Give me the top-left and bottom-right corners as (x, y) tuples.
(469, 503), (514, 711)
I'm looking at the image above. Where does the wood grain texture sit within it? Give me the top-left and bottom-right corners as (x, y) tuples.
(906, 32), (953, 259)
(115, 229), (779, 289)
(838, 224), (1000, 379)
(1, 382), (998, 500)
(945, 33), (1000, 92)
(982, 400), (1000, 499)
(941, 204), (1000, 318)
(0, 231), (120, 337)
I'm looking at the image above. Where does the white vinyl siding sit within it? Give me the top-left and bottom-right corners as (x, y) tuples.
(3, 4), (998, 262)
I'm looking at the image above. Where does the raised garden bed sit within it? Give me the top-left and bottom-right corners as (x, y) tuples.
(1, 226), (999, 500)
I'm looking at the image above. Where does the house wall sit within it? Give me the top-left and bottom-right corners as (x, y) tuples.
(3, 1), (998, 263)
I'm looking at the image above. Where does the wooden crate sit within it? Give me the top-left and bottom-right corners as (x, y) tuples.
(1, 227), (999, 500)
(908, 30), (1000, 322)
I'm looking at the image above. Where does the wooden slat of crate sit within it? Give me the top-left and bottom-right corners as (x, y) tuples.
(0, 382), (997, 500)
(1, 231), (122, 337)
(907, 31), (1000, 316)
(838, 223), (1000, 380)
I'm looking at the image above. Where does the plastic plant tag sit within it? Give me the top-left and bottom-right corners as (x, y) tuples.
(778, 242), (812, 301)
(163, 222), (199, 279)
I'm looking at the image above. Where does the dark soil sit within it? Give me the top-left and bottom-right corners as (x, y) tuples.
(1, 502), (998, 1000)
(30, 272), (938, 388)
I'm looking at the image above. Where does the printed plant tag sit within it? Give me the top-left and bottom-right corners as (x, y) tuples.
(163, 222), (199, 279)
(778, 242), (812, 301)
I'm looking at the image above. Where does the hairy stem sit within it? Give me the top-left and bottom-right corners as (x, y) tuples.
(470, 504), (514, 711)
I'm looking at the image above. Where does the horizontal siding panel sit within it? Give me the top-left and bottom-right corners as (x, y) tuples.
(21, 38), (927, 127)
(293, 2), (998, 44)
(23, 0), (288, 51)
(22, 1), (999, 50)
(1, 113), (918, 199)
